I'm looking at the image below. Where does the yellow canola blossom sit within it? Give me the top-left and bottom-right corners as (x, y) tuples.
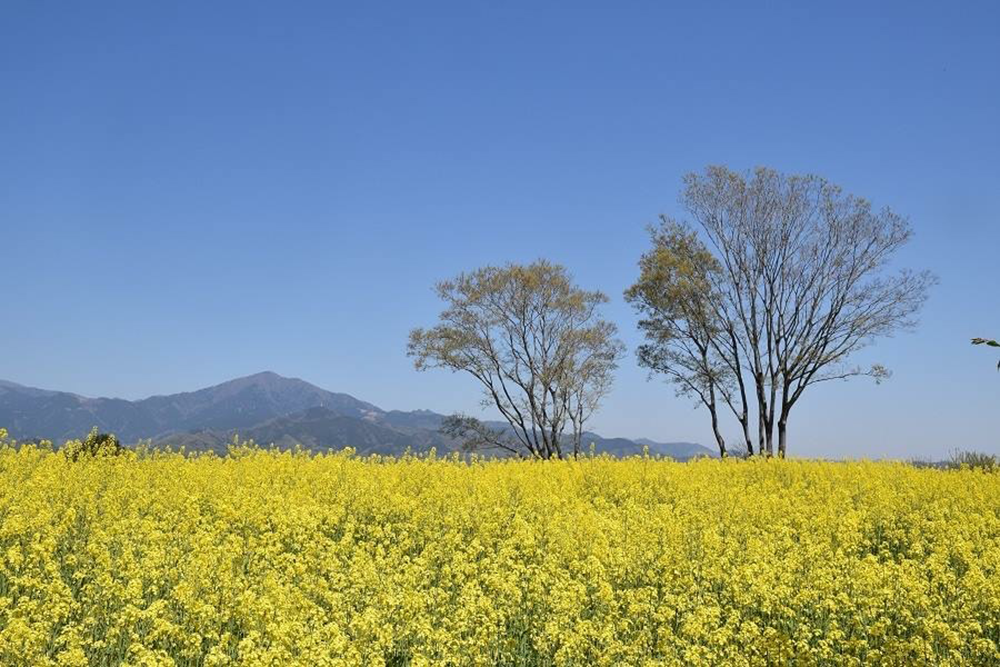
(1, 436), (999, 666)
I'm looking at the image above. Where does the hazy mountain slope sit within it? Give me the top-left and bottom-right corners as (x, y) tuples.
(381, 409), (447, 431)
(136, 371), (382, 435)
(0, 373), (709, 460)
(155, 407), (458, 456)
(226, 407), (448, 455)
(0, 383), (158, 444)
(0, 372), (381, 443)
(633, 438), (718, 459)
(0, 380), (62, 398)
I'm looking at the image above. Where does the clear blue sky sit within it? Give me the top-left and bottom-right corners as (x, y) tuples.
(3, 1), (998, 458)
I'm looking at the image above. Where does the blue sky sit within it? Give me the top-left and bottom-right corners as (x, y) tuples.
(2, 1), (998, 458)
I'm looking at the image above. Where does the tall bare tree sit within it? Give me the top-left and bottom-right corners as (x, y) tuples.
(629, 166), (935, 457)
(408, 260), (624, 459)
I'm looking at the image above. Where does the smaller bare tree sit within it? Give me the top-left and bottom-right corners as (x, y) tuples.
(408, 260), (624, 459)
(625, 221), (750, 457)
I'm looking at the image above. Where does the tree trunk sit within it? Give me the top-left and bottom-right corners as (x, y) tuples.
(710, 406), (726, 458)
(777, 379), (791, 458)
(769, 413), (777, 454)
(762, 386), (776, 456)
(740, 413), (753, 456)
(754, 371), (773, 456)
(767, 373), (778, 455)
(729, 328), (753, 456)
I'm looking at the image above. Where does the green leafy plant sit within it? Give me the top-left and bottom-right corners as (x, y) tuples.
(62, 427), (128, 462)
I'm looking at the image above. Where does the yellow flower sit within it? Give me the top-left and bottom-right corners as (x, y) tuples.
(0, 440), (998, 665)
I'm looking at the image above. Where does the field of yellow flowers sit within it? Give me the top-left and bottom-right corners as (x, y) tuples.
(1, 430), (999, 666)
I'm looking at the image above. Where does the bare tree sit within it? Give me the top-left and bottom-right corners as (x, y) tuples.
(408, 260), (625, 459)
(631, 166), (935, 457)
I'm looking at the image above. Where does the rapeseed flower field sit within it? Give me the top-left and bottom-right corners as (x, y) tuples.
(1, 430), (998, 666)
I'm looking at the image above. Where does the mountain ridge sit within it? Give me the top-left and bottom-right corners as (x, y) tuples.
(0, 373), (716, 460)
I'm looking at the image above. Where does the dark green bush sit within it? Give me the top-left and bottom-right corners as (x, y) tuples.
(63, 427), (128, 461)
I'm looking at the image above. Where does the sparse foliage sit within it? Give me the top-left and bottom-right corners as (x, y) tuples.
(439, 414), (519, 454)
(625, 222), (740, 457)
(628, 166), (936, 457)
(949, 449), (999, 472)
(409, 260), (624, 459)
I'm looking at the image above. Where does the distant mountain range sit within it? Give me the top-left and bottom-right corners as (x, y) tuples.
(0, 372), (715, 459)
